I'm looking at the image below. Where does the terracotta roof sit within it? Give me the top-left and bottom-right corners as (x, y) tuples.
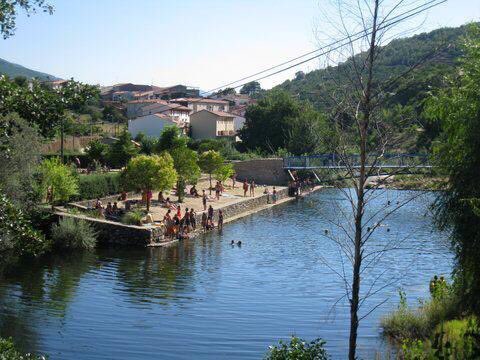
(128, 99), (168, 104)
(192, 109), (235, 118)
(172, 97), (229, 105)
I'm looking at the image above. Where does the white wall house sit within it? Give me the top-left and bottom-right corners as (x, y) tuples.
(128, 113), (178, 138)
(190, 110), (236, 140)
(170, 98), (230, 113)
(139, 103), (191, 126)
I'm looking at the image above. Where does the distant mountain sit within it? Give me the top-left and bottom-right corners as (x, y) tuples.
(0, 57), (59, 81)
(275, 24), (471, 112)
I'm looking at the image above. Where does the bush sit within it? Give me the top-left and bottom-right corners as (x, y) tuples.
(264, 336), (329, 360)
(51, 217), (98, 250)
(381, 289), (459, 343)
(400, 318), (480, 359)
(76, 172), (121, 200)
(121, 210), (144, 225)
(0, 337), (44, 359)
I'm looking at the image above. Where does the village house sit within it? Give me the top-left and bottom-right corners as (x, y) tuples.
(128, 113), (184, 138)
(126, 100), (191, 123)
(170, 97), (230, 113)
(190, 109), (236, 140)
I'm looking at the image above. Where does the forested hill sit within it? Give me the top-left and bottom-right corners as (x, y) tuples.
(275, 24), (471, 112)
(0, 57), (58, 80)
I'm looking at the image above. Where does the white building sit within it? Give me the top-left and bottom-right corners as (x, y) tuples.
(190, 110), (236, 140)
(170, 98), (229, 113)
(128, 113), (179, 138)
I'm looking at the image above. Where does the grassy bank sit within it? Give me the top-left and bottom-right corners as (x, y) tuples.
(381, 282), (480, 358)
(386, 174), (448, 191)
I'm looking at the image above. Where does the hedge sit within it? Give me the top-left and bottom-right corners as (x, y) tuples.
(76, 172), (122, 200)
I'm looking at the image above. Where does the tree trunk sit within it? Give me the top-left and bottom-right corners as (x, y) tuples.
(177, 180), (184, 203)
(209, 174), (212, 195)
(348, 3), (378, 358)
(146, 190), (150, 212)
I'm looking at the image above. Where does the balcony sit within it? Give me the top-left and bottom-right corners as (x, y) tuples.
(216, 130), (236, 137)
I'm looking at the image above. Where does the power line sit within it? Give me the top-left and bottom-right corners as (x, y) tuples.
(128, 0), (447, 118)
(202, 0), (447, 95)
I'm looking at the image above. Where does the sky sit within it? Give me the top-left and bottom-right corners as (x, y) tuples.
(1, 0), (479, 91)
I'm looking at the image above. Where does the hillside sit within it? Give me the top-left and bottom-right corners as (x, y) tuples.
(276, 25), (470, 109)
(274, 24), (472, 151)
(0, 57), (59, 81)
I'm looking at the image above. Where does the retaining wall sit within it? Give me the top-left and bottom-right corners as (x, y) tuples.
(233, 158), (289, 186)
(55, 213), (165, 246)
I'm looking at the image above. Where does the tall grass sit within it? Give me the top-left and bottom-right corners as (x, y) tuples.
(121, 210), (144, 226)
(381, 289), (459, 343)
(51, 217), (98, 250)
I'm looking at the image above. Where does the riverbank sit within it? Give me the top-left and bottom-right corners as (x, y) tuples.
(61, 178), (323, 247)
(365, 174), (447, 191)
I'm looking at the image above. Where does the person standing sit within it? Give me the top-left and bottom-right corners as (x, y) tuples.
(243, 180), (248, 197)
(250, 180), (255, 197)
(202, 190), (207, 211)
(208, 205), (214, 220)
(218, 210), (224, 231)
(231, 173), (236, 188)
(190, 208), (196, 230)
(201, 212), (207, 232)
(272, 187), (277, 204)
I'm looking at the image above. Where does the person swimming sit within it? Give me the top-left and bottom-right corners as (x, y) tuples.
(237, 241), (242, 246)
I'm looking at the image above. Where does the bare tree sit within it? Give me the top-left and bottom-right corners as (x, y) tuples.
(310, 1), (447, 358)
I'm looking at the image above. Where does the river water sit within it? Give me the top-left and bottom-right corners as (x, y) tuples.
(0, 189), (453, 359)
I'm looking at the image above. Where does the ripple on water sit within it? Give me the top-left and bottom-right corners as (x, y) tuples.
(0, 189), (452, 359)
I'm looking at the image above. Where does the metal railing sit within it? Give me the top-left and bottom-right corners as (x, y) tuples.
(283, 154), (431, 170)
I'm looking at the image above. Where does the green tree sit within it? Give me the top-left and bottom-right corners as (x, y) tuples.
(0, 192), (50, 258)
(170, 147), (200, 203)
(0, 76), (99, 138)
(107, 130), (139, 168)
(198, 150), (224, 194)
(425, 25), (480, 316)
(155, 125), (188, 152)
(38, 157), (79, 205)
(122, 154), (177, 211)
(214, 163), (234, 183)
(0, 113), (42, 209)
(239, 81), (261, 96)
(103, 104), (126, 123)
(240, 90), (329, 155)
(0, 0), (53, 39)
(85, 139), (108, 165)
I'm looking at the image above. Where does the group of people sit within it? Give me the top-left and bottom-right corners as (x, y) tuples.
(162, 203), (224, 240)
(288, 177), (316, 197)
(163, 206), (196, 240)
(93, 198), (122, 219)
(263, 186), (278, 204)
(242, 179), (256, 197)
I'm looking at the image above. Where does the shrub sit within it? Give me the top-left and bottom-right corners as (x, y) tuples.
(121, 210), (144, 225)
(264, 336), (329, 360)
(77, 172), (121, 200)
(0, 337), (44, 359)
(51, 217), (98, 250)
(381, 289), (459, 343)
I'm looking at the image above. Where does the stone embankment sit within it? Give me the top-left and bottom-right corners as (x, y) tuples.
(56, 187), (305, 247)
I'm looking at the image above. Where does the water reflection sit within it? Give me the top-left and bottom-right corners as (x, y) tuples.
(0, 190), (453, 359)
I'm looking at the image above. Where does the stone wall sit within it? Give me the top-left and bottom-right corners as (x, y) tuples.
(233, 158), (289, 186)
(192, 187), (290, 224)
(55, 213), (166, 246)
